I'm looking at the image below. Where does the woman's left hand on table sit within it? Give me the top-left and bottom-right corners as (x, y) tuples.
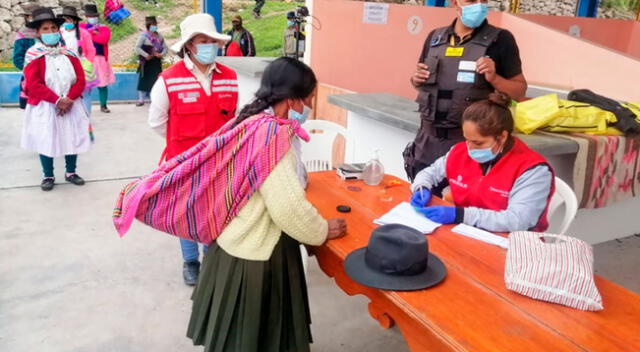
(415, 206), (456, 224)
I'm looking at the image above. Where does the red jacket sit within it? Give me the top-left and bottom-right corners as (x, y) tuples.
(160, 60), (239, 160)
(446, 138), (554, 232)
(24, 55), (86, 106)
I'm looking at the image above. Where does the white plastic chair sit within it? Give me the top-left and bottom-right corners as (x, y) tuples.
(299, 119), (352, 274)
(548, 177), (578, 235)
(300, 119), (352, 171)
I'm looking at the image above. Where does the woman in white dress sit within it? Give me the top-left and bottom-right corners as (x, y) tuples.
(21, 8), (91, 191)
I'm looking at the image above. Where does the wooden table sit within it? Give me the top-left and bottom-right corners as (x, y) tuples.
(306, 171), (640, 352)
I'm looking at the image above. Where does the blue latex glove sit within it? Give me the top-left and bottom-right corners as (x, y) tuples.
(410, 188), (432, 208)
(415, 206), (456, 224)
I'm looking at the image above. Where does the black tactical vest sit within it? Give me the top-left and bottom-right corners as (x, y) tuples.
(416, 24), (502, 128)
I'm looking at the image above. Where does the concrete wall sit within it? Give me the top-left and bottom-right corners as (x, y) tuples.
(0, 72), (140, 105)
(310, 0), (640, 102)
(500, 13), (640, 101)
(310, 1), (476, 100)
(515, 13), (637, 58)
(630, 22), (640, 59)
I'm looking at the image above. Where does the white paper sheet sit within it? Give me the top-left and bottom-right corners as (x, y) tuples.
(451, 224), (509, 249)
(374, 202), (441, 234)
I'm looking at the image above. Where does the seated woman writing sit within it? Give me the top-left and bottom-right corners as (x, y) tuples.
(410, 92), (555, 233)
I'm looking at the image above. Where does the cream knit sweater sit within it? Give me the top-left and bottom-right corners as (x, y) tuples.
(216, 150), (329, 261)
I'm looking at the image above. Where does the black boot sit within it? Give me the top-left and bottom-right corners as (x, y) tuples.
(65, 174), (85, 186)
(183, 261), (200, 286)
(41, 177), (55, 191)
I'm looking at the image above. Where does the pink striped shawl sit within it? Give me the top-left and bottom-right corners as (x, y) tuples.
(113, 113), (310, 245)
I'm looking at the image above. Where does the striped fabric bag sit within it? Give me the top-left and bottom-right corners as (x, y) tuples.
(81, 57), (99, 91)
(112, 114), (309, 245)
(505, 232), (603, 311)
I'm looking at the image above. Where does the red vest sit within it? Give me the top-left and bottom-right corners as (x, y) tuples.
(445, 138), (555, 232)
(160, 60), (238, 160)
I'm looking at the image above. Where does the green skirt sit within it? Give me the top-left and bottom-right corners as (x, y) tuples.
(187, 233), (312, 352)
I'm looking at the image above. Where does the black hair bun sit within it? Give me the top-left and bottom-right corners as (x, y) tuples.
(488, 91), (511, 108)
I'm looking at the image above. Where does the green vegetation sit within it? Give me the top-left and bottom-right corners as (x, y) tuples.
(94, 0), (137, 42)
(165, 23), (182, 40)
(127, 0), (179, 17)
(0, 60), (19, 72)
(222, 1), (299, 57)
(600, 0), (640, 11)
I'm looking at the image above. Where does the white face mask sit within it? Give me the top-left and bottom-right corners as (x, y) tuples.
(288, 103), (312, 124)
(88, 17), (99, 25)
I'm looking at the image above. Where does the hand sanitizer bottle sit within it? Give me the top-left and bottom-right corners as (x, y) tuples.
(363, 150), (384, 186)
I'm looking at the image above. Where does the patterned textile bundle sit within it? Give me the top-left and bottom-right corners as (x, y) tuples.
(505, 232), (603, 311)
(24, 43), (78, 68)
(112, 113), (309, 245)
(539, 132), (640, 208)
(81, 58), (99, 91)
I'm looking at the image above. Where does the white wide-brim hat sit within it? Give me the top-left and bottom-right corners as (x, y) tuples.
(170, 13), (231, 53)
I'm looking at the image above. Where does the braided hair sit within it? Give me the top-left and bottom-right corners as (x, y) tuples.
(234, 57), (317, 127)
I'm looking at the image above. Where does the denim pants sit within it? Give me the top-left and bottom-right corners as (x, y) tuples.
(180, 238), (208, 263)
(83, 90), (92, 115)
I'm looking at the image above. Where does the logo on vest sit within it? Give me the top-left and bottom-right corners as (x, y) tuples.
(178, 91), (200, 103)
(449, 174), (468, 189)
(489, 186), (510, 198)
(217, 93), (233, 99)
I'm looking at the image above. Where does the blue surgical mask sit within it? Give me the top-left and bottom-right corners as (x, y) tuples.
(88, 17), (99, 25)
(149, 25), (158, 32)
(194, 43), (218, 65)
(287, 20), (295, 27)
(467, 141), (498, 163)
(41, 32), (61, 46)
(289, 104), (312, 125)
(460, 3), (488, 29)
(62, 23), (75, 30)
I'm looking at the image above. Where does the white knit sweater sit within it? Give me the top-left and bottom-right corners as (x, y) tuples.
(216, 150), (329, 260)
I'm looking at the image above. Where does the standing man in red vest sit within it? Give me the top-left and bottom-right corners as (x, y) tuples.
(148, 13), (238, 286)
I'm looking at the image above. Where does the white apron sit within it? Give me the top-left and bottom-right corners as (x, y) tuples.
(21, 53), (91, 158)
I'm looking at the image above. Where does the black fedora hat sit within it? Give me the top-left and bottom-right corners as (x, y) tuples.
(344, 224), (447, 291)
(26, 7), (65, 29)
(59, 6), (82, 21)
(84, 4), (100, 17)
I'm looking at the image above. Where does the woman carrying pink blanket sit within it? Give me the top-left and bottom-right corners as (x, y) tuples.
(113, 58), (347, 351)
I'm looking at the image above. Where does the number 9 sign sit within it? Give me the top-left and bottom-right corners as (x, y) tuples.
(407, 16), (423, 35)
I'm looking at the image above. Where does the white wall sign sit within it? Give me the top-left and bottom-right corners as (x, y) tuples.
(363, 3), (389, 25)
(407, 16), (423, 35)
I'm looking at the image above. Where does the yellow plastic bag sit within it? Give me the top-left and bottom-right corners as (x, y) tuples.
(515, 94), (617, 135)
(623, 102), (640, 123)
(514, 94), (561, 134)
(584, 127), (624, 136)
(541, 100), (616, 134)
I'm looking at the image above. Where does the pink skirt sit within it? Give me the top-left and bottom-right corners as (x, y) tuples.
(93, 55), (115, 87)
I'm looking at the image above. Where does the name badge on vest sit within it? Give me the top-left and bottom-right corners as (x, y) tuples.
(457, 71), (476, 83)
(178, 91), (200, 103)
(458, 60), (476, 71)
(445, 47), (464, 57)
